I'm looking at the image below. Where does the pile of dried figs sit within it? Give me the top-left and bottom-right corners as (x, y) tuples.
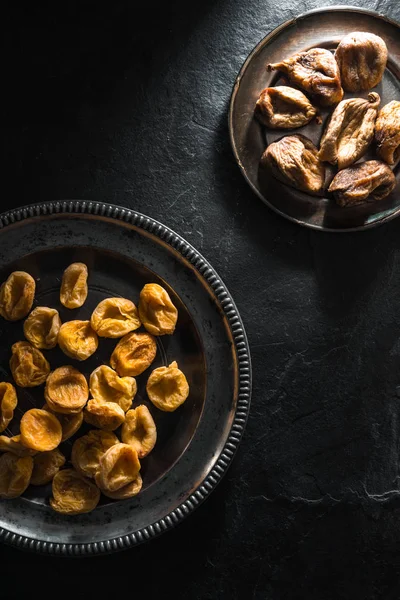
(255, 31), (399, 206)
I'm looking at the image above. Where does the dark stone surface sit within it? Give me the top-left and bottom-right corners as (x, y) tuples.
(2, 0), (400, 598)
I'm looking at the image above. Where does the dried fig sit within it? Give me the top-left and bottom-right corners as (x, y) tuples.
(94, 443), (140, 492)
(375, 101), (400, 166)
(255, 86), (317, 129)
(139, 283), (178, 336)
(60, 263), (88, 309)
(71, 429), (118, 479)
(10, 341), (50, 387)
(335, 32), (388, 92)
(121, 405), (157, 457)
(0, 435), (37, 457)
(0, 271), (35, 321)
(83, 399), (125, 431)
(58, 320), (98, 361)
(147, 361), (189, 412)
(30, 448), (66, 486)
(50, 468), (100, 514)
(261, 134), (325, 195)
(23, 306), (61, 350)
(319, 93), (380, 170)
(0, 453), (33, 499)
(100, 473), (143, 500)
(20, 408), (62, 452)
(268, 48), (343, 106)
(329, 160), (396, 206)
(91, 297), (141, 338)
(90, 365), (136, 412)
(45, 366), (88, 414)
(0, 382), (18, 433)
(42, 403), (84, 441)
(110, 331), (157, 377)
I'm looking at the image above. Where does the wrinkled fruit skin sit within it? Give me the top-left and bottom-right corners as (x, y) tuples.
(91, 297), (141, 338)
(30, 448), (66, 486)
(101, 473), (143, 500)
(24, 306), (61, 350)
(147, 361), (189, 412)
(71, 430), (118, 478)
(261, 134), (325, 195)
(0, 271), (35, 321)
(43, 403), (84, 441)
(45, 365), (89, 414)
(255, 86), (317, 129)
(375, 101), (400, 166)
(268, 48), (343, 107)
(50, 469), (100, 514)
(0, 382), (18, 433)
(90, 365), (136, 412)
(20, 408), (62, 452)
(328, 160), (396, 206)
(319, 93), (380, 170)
(110, 331), (157, 377)
(10, 341), (50, 387)
(121, 405), (157, 457)
(0, 453), (33, 499)
(58, 320), (98, 361)
(0, 434), (37, 457)
(138, 283), (178, 336)
(83, 399), (125, 431)
(335, 31), (388, 92)
(95, 443), (141, 492)
(60, 263), (88, 309)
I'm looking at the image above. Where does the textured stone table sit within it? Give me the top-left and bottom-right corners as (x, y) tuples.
(2, 1), (400, 598)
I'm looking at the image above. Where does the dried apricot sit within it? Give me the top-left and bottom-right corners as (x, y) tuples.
(10, 341), (50, 387)
(110, 331), (157, 377)
(0, 453), (33, 499)
(83, 399), (125, 431)
(71, 429), (118, 478)
(121, 405), (157, 457)
(95, 443), (140, 492)
(58, 320), (98, 361)
(45, 366), (88, 414)
(42, 403), (84, 441)
(60, 263), (88, 309)
(147, 361), (189, 412)
(23, 306), (61, 350)
(0, 271), (35, 321)
(30, 448), (66, 486)
(20, 408), (62, 452)
(0, 382), (18, 433)
(50, 468), (100, 514)
(139, 283), (178, 335)
(90, 365), (136, 412)
(101, 473), (143, 500)
(91, 297), (141, 338)
(0, 435), (37, 457)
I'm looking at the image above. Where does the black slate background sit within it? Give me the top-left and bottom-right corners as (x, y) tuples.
(2, 0), (400, 598)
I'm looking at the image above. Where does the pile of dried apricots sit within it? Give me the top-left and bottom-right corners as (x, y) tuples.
(0, 264), (189, 514)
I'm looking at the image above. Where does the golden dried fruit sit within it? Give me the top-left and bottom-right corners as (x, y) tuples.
(101, 473), (143, 500)
(375, 101), (400, 166)
(255, 86), (317, 129)
(147, 361), (189, 412)
(0, 271), (35, 321)
(335, 32), (388, 92)
(0, 435), (37, 457)
(42, 403), (84, 441)
(319, 93), (380, 170)
(45, 366), (88, 414)
(0, 382), (18, 433)
(139, 283), (178, 336)
(91, 297), (141, 338)
(261, 134), (325, 195)
(90, 365), (136, 412)
(20, 408), (62, 452)
(121, 405), (157, 458)
(30, 448), (66, 486)
(50, 468), (100, 514)
(71, 429), (118, 479)
(23, 306), (61, 350)
(0, 453), (33, 499)
(268, 48), (343, 106)
(110, 331), (157, 377)
(83, 399), (125, 431)
(94, 443), (140, 492)
(60, 263), (88, 309)
(329, 160), (396, 206)
(58, 320), (98, 361)
(10, 341), (50, 387)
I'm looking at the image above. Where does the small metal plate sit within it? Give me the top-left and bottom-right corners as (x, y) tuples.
(229, 6), (400, 232)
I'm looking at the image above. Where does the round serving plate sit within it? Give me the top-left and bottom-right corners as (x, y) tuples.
(0, 201), (251, 555)
(229, 6), (400, 232)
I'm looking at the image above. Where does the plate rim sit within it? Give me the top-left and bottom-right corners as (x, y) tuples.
(0, 200), (252, 556)
(228, 5), (400, 233)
